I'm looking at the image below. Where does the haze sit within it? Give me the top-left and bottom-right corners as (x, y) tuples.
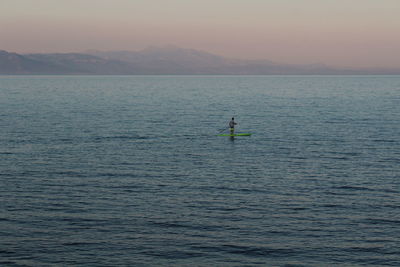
(1, 0), (399, 68)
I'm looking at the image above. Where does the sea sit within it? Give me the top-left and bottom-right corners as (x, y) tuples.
(1, 75), (399, 266)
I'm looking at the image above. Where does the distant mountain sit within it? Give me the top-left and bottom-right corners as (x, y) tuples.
(0, 50), (67, 74)
(87, 46), (344, 75)
(87, 45), (241, 74)
(0, 47), (399, 75)
(25, 53), (134, 74)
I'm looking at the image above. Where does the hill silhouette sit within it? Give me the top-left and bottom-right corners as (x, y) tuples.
(1, 47), (399, 75)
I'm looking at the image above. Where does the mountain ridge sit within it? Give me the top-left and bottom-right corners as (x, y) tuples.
(1, 47), (399, 75)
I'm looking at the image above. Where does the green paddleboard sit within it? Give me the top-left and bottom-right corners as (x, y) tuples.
(218, 133), (252, 137)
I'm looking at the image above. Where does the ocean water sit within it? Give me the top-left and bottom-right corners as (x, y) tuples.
(1, 75), (399, 266)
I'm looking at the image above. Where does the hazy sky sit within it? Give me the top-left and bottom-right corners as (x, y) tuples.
(1, 0), (399, 68)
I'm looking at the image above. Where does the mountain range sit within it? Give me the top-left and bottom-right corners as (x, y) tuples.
(1, 46), (399, 75)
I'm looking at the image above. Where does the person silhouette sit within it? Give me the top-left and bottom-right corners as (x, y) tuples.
(229, 117), (237, 135)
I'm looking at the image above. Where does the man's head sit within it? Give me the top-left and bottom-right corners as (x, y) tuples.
(232, 117), (234, 120)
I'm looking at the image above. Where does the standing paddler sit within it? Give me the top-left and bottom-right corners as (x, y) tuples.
(229, 117), (237, 135)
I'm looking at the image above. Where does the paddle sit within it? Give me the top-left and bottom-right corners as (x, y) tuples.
(218, 127), (229, 133)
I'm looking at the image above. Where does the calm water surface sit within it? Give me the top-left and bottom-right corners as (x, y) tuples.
(1, 76), (399, 266)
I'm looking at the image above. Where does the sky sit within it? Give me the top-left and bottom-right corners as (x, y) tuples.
(1, 0), (399, 68)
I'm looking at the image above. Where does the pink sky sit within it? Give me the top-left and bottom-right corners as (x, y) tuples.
(1, 0), (399, 68)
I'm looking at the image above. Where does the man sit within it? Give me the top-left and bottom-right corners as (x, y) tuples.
(229, 117), (237, 134)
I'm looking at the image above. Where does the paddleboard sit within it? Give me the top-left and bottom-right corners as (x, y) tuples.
(218, 133), (252, 137)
